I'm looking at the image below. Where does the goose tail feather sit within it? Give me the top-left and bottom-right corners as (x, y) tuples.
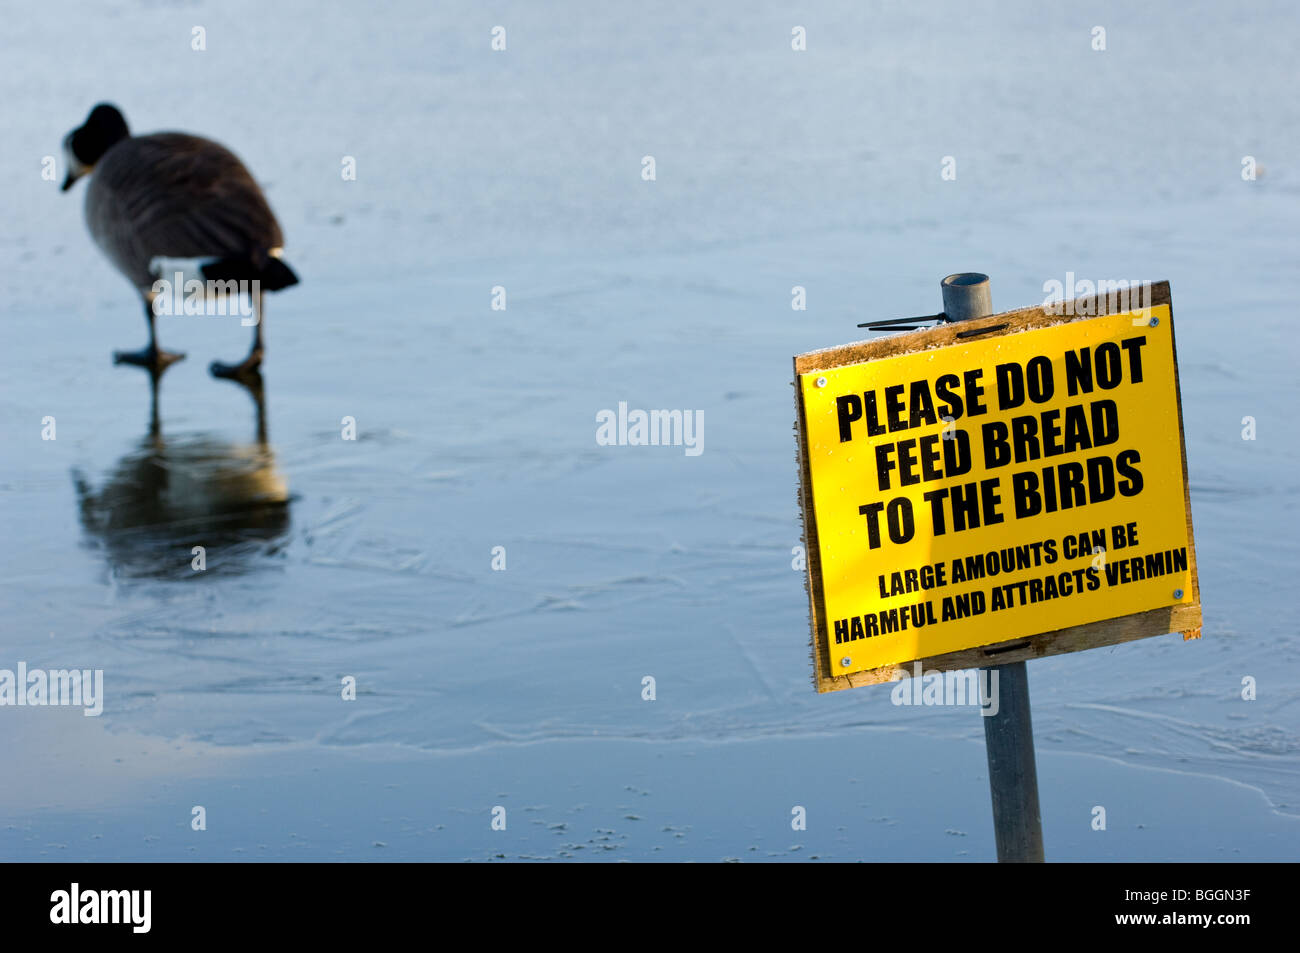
(200, 254), (299, 291)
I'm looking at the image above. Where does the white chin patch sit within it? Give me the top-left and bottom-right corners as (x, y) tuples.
(64, 142), (89, 178)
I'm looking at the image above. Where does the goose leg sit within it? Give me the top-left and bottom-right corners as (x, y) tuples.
(210, 287), (264, 381)
(114, 300), (186, 371)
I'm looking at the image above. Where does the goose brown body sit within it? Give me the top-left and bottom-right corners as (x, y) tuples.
(84, 132), (285, 291)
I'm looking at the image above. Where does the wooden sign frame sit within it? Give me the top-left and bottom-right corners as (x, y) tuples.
(793, 281), (1202, 693)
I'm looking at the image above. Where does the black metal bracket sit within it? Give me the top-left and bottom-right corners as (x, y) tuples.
(857, 311), (948, 332)
(858, 313), (1010, 338)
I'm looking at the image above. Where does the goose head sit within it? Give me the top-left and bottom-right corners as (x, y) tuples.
(61, 103), (129, 191)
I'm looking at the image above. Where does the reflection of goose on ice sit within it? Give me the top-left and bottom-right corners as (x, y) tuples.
(73, 373), (291, 579)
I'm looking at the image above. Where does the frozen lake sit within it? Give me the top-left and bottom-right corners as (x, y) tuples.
(1, 0), (1297, 860)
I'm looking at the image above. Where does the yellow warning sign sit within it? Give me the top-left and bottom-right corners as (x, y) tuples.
(794, 289), (1200, 688)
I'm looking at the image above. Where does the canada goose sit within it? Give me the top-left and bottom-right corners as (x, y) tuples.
(61, 103), (298, 379)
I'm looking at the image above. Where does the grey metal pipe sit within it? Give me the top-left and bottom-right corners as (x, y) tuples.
(941, 272), (993, 322)
(981, 659), (1045, 862)
(940, 272), (1046, 863)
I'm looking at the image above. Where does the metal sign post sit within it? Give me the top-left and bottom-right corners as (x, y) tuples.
(941, 273), (1045, 863)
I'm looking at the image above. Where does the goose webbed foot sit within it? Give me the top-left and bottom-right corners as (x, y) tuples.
(113, 346), (185, 373)
(209, 348), (263, 383)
